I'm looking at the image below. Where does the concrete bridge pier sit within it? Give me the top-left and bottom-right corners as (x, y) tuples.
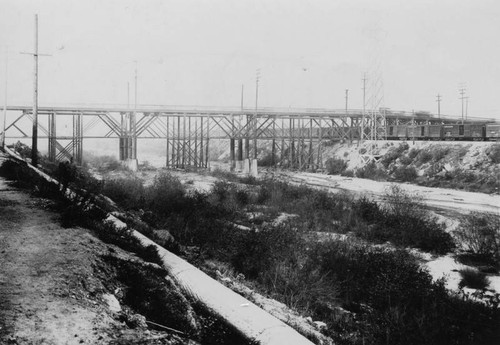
(250, 158), (258, 177)
(119, 112), (138, 171)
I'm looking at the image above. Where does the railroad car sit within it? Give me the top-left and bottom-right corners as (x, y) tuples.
(442, 124), (486, 140)
(485, 124), (500, 140)
(427, 125), (442, 140)
(387, 125), (407, 140)
(407, 125), (428, 140)
(470, 124), (486, 140)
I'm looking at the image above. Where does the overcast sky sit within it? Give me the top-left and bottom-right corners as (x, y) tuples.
(1, 0), (499, 119)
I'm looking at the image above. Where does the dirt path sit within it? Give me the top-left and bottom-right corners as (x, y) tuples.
(0, 172), (177, 344)
(0, 176), (117, 344)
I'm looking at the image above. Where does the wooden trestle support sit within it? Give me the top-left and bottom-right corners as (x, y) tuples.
(1, 106), (462, 170)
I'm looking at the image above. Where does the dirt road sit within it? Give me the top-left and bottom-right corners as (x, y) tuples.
(271, 171), (500, 220)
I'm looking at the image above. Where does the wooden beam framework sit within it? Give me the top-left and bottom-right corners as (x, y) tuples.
(1, 105), (487, 169)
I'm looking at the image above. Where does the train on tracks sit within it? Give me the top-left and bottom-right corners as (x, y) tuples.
(386, 123), (500, 141)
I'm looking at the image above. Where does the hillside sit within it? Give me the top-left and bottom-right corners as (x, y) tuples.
(321, 140), (500, 194)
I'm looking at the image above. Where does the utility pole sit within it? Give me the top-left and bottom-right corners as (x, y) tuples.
(134, 61), (138, 110)
(436, 94), (441, 119)
(255, 70), (260, 112)
(459, 86), (466, 124)
(254, 69), (260, 159)
(345, 89), (349, 114)
(412, 109), (415, 144)
(465, 96), (469, 120)
(240, 84), (244, 111)
(133, 61), (138, 160)
(1, 46), (7, 149)
(360, 73), (367, 145)
(345, 88), (353, 143)
(32, 15), (39, 165)
(20, 15), (50, 166)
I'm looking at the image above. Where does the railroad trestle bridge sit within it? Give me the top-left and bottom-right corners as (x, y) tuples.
(1, 105), (471, 171)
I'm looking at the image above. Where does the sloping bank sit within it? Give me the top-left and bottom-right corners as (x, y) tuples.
(3, 147), (315, 345)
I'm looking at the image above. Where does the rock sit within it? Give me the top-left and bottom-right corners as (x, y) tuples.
(125, 313), (148, 329)
(102, 293), (121, 313)
(221, 277), (232, 284)
(114, 287), (124, 299)
(313, 321), (327, 330)
(443, 163), (453, 171)
(305, 316), (313, 323)
(153, 229), (175, 243)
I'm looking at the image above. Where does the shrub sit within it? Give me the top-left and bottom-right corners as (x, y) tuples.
(144, 172), (187, 216)
(308, 240), (500, 345)
(487, 144), (500, 164)
(0, 159), (68, 201)
(353, 196), (383, 223)
(0, 159), (23, 181)
(382, 186), (454, 253)
(408, 148), (419, 160)
(459, 268), (490, 290)
(341, 169), (354, 177)
(456, 253), (499, 275)
(380, 143), (409, 168)
(258, 152), (277, 167)
(398, 155), (413, 166)
(229, 224), (338, 313)
(393, 166), (418, 182)
(209, 180), (248, 213)
(11, 141), (34, 160)
(102, 177), (145, 210)
(351, 186), (455, 254)
(417, 150), (433, 164)
(56, 161), (79, 192)
(83, 153), (124, 173)
(325, 157), (348, 175)
(231, 224), (303, 279)
(383, 185), (424, 218)
(355, 162), (387, 181)
(454, 212), (500, 264)
(431, 146), (450, 162)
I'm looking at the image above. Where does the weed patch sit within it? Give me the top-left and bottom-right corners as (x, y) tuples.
(459, 268), (490, 290)
(454, 212), (500, 265)
(380, 143), (409, 168)
(308, 240), (500, 345)
(352, 186), (454, 254)
(325, 157), (348, 175)
(393, 165), (418, 182)
(355, 161), (388, 180)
